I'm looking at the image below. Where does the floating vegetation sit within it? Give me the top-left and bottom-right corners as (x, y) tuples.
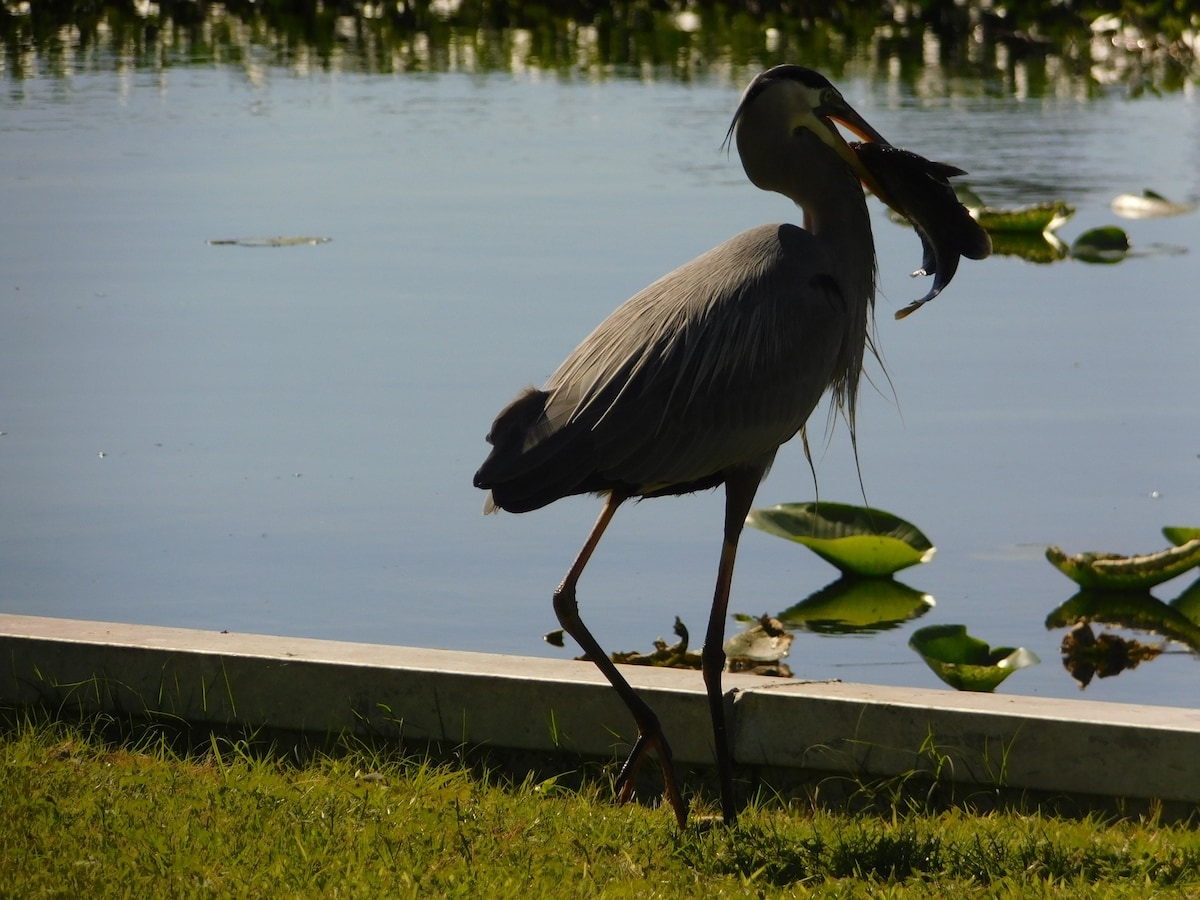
(972, 201), (1074, 235)
(1069, 226), (1131, 264)
(604, 617), (702, 670)
(1045, 539), (1200, 591)
(909, 624), (1040, 692)
(1172, 577), (1200, 627)
(208, 236), (332, 247)
(597, 616), (794, 676)
(1163, 526), (1200, 547)
(746, 502), (935, 578)
(1111, 190), (1197, 220)
(724, 614), (794, 676)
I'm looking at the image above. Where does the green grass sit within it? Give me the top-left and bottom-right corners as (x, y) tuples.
(3, 712), (1199, 898)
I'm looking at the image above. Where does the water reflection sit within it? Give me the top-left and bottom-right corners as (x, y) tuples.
(2, 1), (1196, 93)
(778, 576), (934, 635)
(1046, 579), (1200, 689)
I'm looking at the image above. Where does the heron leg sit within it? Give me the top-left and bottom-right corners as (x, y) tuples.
(702, 466), (763, 825)
(552, 491), (688, 829)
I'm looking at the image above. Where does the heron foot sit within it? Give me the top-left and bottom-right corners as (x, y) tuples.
(613, 731), (688, 828)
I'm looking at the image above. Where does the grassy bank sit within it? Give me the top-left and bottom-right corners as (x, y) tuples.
(3, 712), (1198, 898)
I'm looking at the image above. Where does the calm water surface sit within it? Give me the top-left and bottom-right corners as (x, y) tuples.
(2, 62), (1198, 706)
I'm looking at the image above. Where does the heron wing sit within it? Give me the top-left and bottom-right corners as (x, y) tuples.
(475, 224), (857, 511)
(543, 223), (852, 492)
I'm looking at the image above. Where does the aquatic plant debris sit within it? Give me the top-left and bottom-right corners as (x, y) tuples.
(207, 236), (332, 247)
(1111, 189), (1197, 219)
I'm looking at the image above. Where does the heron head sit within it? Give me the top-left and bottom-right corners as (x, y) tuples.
(725, 66), (898, 209)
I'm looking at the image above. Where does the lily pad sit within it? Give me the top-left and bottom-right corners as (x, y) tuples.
(1070, 226), (1130, 263)
(1045, 539), (1200, 590)
(778, 577), (934, 634)
(746, 502), (934, 577)
(1110, 190), (1197, 220)
(1171, 577), (1200, 627)
(1163, 526), (1200, 547)
(909, 624), (1039, 692)
(972, 201), (1074, 234)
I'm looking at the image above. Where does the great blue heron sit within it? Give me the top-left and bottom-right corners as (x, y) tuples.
(474, 65), (986, 827)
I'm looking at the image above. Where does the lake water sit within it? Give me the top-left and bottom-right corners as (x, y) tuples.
(2, 22), (1198, 707)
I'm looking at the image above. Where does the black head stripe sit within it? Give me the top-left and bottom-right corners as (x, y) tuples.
(724, 65), (832, 150)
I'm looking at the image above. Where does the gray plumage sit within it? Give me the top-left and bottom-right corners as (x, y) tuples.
(477, 223), (867, 512)
(473, 64), (964, 828)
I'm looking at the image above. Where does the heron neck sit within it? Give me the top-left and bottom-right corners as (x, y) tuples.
(793, 164), (877, 424)
(796, 166), (877, 305)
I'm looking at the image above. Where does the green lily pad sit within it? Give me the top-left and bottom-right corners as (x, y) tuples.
(1170, 577), (1200, 628)
(909, 624), (1039, 692)
(972, 201), (1073, 234)
(778, 577), (934, 634)
(1045, 539), (1200, 590)
(1070, 226), (1130, 263)
(1163, 526), (1200, 547)
(746, 502), (934, 577)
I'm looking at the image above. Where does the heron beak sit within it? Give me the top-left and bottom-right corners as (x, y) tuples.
(813, 103), (904, 213)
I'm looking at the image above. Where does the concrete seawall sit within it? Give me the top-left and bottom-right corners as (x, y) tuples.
(3, 613), (1198, 816)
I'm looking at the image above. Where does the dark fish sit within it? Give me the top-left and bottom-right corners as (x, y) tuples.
(852, 142), (991, 319)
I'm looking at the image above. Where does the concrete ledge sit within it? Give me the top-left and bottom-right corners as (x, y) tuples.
(3, 613), (1199, 812)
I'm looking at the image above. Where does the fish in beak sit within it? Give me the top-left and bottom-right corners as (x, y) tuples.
(852, 142), (992, 318)
(811, 83), (991, 318)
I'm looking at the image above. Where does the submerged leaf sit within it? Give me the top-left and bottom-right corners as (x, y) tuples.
(1045, 539), (1200, 590)
(747, 502), (934, 577)
(909, 624), (1039, 692)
